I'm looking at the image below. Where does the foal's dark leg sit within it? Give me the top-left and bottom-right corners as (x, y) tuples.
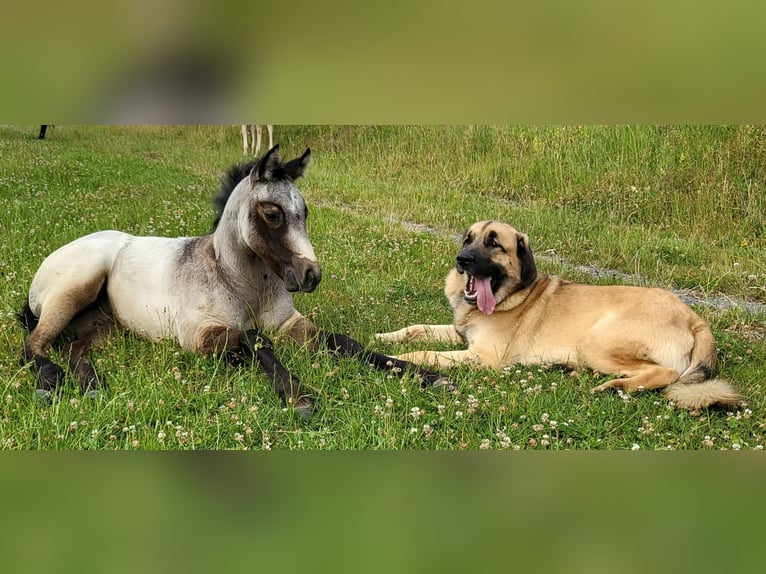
(205, 326), (311, 419)
(321, 331), (449, 387)
(65, 308), (115, 397)
(66, 339), (100, 397)
(238, 329), (310, 417)
(20, 273), (107, 396)
(20, 302), (68, 395)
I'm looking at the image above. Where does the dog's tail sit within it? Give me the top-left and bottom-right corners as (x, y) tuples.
(17, 300), (39, 332)
(664, 322), (741, 410)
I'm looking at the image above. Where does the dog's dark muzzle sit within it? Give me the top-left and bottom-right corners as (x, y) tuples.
(456, 250), (473, 274)
(456, 248), (496, 275)
(456, 247), (506, 281)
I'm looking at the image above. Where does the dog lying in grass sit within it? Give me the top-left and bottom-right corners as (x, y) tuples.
(376, 220), (742, 411)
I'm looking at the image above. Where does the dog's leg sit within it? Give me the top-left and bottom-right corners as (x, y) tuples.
(394, 349), (483, 369)
(590, 364), (680, 394)
(376, 324), (461, 344)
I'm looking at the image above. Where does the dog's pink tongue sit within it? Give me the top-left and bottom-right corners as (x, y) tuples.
(475, 276), (496, 315)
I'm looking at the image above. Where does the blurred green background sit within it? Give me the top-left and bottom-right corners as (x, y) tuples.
(3, 1), (766, 122)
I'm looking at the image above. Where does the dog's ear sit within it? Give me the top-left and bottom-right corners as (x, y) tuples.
(517, 233), (537, 287)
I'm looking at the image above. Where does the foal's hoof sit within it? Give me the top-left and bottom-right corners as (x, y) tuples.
(81, 375), (104, 400)
(419, 370), (456, 391)
(39, 363), (64, 390)
(292, 397), (313, 421)
(434, 377), (458, 392)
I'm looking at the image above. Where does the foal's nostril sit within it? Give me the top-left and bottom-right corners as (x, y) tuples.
(303, 266), (322, 292)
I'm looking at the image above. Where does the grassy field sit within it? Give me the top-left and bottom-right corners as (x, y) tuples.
(0, 125), (763, 450)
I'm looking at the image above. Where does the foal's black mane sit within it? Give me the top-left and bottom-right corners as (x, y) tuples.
(212, 149), (308, 230)
(212, 159), (259, 230)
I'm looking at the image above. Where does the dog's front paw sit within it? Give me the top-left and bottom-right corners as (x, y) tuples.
(590, 379), (623, 393)
(374, 329), (405, 343)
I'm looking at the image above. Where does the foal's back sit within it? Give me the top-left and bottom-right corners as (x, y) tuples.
(29, 230), (192, 343)
(28, 230), (131, 318)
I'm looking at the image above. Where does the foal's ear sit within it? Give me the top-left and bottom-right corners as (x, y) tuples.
(517, 232), (537, 288)
(254, 144), (281, 181)
(284, 148), (312, 180)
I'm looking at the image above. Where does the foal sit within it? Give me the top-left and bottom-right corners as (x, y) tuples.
(20, 145), (444, 418)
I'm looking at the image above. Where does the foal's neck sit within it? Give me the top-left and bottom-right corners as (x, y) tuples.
(211, 225), (275, 295)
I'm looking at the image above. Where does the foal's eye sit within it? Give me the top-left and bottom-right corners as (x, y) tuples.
(258, 204), (284, 228)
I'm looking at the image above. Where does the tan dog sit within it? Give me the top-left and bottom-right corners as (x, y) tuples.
(376, 221), (741, 410)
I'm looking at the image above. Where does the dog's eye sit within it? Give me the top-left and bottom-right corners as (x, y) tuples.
(488, 238), (500, 248)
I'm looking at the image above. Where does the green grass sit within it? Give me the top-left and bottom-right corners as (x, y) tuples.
(0, 125), (763, 450)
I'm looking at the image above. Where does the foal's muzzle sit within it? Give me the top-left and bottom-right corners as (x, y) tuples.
(285, 258), (322, 293)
